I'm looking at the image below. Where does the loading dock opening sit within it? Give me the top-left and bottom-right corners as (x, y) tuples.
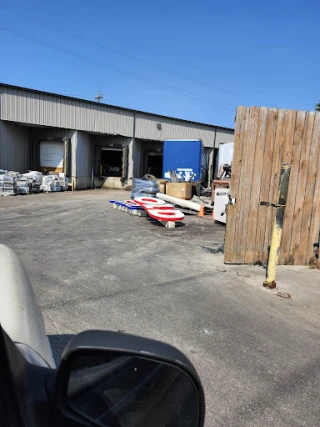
(145, 152), (163, 178)
(100, 148), (122, 177)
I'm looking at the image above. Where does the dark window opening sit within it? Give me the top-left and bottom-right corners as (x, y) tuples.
(145, 153), (163, 178)
(100, 150), (122, 177)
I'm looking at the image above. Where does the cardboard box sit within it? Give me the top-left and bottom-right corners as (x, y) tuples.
(157, 179), (168, 194)
(166, 182), (193, 200)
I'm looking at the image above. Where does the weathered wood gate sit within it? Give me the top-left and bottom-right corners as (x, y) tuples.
(225, 106), (320, 265)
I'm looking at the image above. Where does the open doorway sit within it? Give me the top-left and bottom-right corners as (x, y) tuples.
(100, 148), (122, 177)
(145, 152), (163, 178)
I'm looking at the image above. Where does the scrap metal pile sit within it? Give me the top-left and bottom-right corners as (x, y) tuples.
(0, 169), (69, 196)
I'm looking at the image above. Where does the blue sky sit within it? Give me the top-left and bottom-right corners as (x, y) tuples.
(0, 0), (319, 128)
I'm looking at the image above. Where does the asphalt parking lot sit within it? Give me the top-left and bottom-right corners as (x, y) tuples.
(1, 189), (320, 427)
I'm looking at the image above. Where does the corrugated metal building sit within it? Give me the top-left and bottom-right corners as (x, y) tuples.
(0, 83), (234, 189)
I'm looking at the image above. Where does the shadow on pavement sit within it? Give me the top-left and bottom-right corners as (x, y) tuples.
(146, 218), (186, 228)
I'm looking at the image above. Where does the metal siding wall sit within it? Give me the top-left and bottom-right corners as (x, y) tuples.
(0, 87), (134, 137)
(134, 113), (217, 147)
(0, 86), (234, 150)
(26, 92), (39, 124)
(127, 138), (135, 179)
(75, 131), (93, 178)
(0, 121), (30, 172)
(204, 147), (214, 184)
(94, 134), (131, 148)
(29, 127), (75, 141)
(215, 129), (234, 146)
(71, 132), (77, 179)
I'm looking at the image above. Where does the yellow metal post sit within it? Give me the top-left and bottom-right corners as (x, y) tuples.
(263, 164), (291, 289)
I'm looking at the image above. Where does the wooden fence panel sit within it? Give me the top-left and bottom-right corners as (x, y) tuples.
(224, 106), (248, 263)
(255, 109), (280, 263)
(245, 107), (268, 264)
(237, 107), (260, 263)
(279, 110), (306, 264)
(306, 114), (320, 265)
(290, 112), (315, 264)
(261, 109), (282, 263)
(225, 106), (320, 265)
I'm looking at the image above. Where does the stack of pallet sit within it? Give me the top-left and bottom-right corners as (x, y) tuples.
(41, 175), (61, 192)
(16, 176), (32, 194)
(0, 172), (18, 196)
(22, 171), (43, 193)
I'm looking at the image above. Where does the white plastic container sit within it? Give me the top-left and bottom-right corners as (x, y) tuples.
(214, 188), (230, 224)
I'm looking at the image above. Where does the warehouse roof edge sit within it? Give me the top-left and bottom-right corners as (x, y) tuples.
(0, 82), (234, 132)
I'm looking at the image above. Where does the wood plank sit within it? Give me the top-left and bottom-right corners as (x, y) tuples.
(224, 106), (248, 263)
(244, 107), (268, 263)
(230, 107), (251, 263)
(279, 110), (306, 264)
(264, 109), (296, 264)
(236, 107), (260, 263)
(290, 112), (316, 264)
(253, 109), (273, 264)
(305, 113), (320, 265)
(260, 108), (281, 264)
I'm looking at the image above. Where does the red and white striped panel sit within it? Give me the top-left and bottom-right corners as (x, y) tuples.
(134, 197), (165, 206)
(147, 208), (184, 222)
(143, 203), (174, 211)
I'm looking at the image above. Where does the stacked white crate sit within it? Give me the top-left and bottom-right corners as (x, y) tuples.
(41, 175), (64, 192)
(57, 173), (69, 191)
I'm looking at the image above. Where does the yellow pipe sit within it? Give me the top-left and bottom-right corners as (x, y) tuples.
(263, 218), (282, 288)
(263, 164), (291, 289)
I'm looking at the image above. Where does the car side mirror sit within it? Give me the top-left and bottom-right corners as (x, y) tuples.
(55, 330), (205, 427)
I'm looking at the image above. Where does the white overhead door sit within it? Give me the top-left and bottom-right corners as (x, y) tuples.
(40, 141), (64, 171)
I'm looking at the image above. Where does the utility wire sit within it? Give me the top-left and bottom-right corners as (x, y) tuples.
(0, 5), (249, 107)
(1, 5), (272, 106)
(0, 25), (235, 111)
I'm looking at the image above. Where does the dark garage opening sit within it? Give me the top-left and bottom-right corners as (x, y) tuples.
(100, 148), (122, 177)
(145, 152), (162, 178)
